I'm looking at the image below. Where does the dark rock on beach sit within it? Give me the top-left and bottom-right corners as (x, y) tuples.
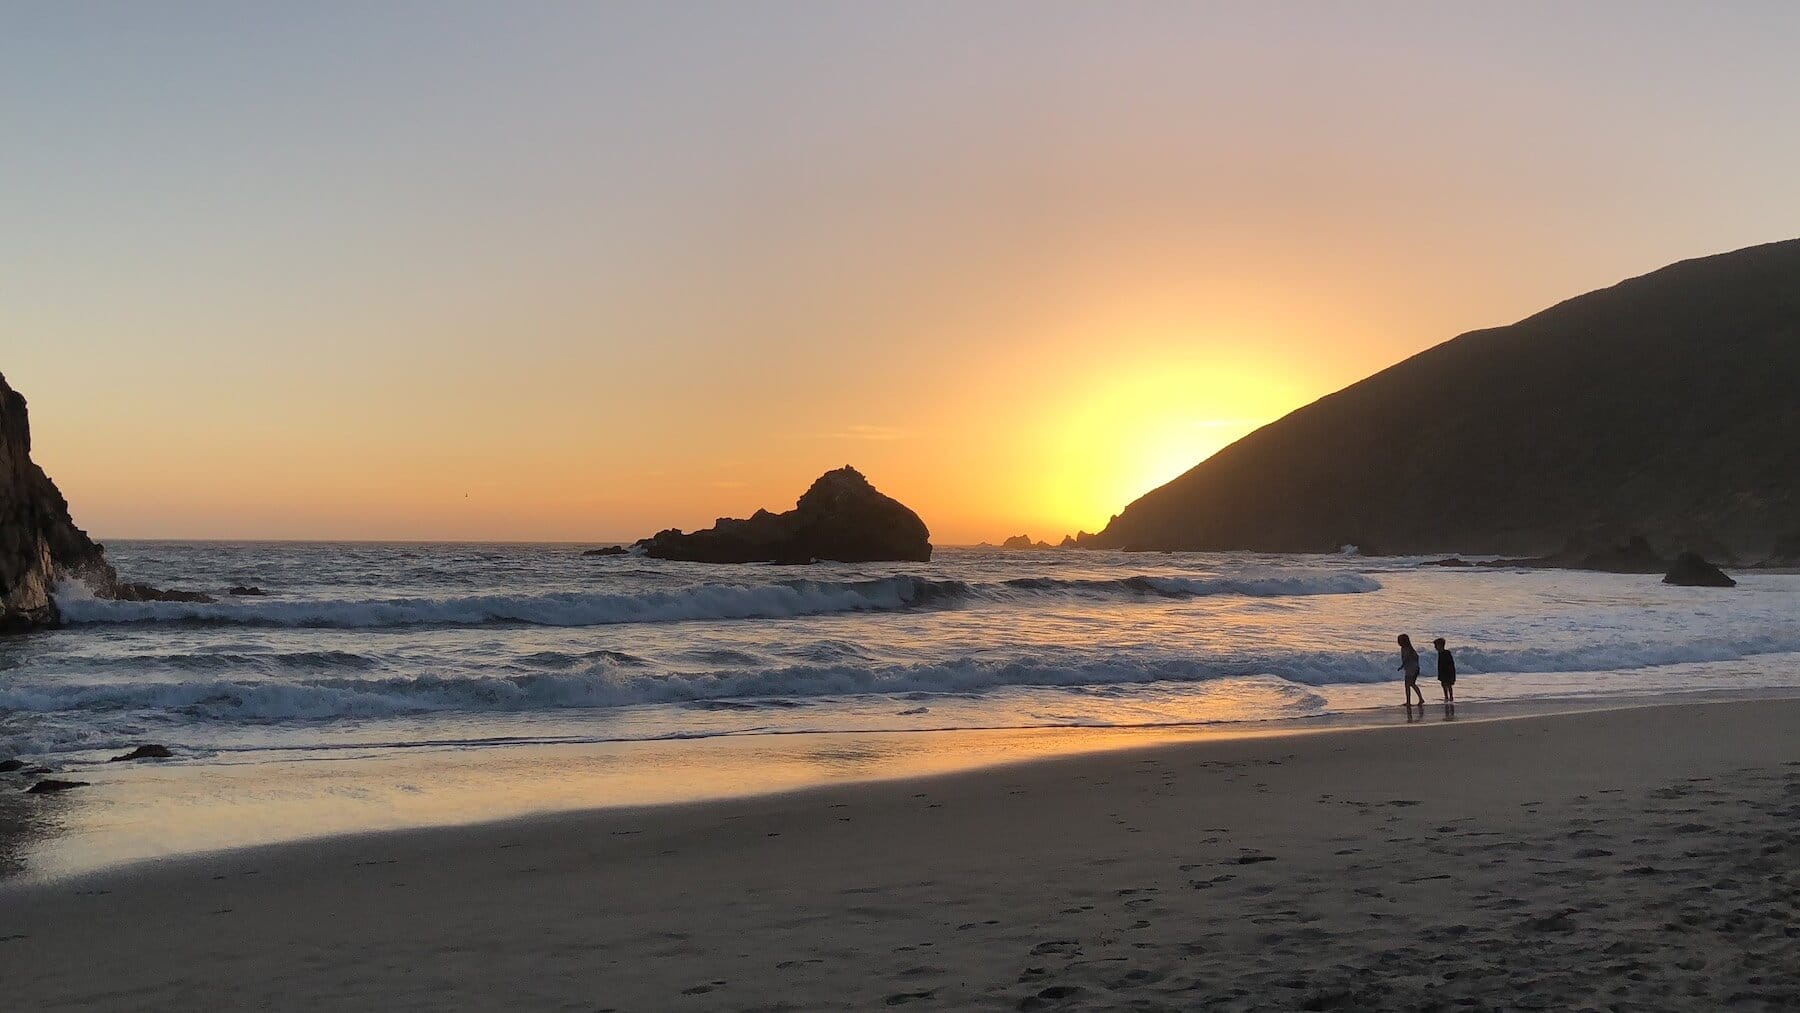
(1663, 552), (1737, 587)
(1425, 557), (1473, 567)
(2, 371), (206, 630)
(25, 779), (88, 794)
(581, 546), (629, 557)
(0, 759), (24, 773)
(638, 466), (931, 564)
(228, 585), (267, 596)
(109, 745), (175, 762)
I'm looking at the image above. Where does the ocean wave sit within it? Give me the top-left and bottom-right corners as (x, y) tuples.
(5, 633), (1797, 722)
(52, 571), (1379, 630)
(29, 649), (382, 675)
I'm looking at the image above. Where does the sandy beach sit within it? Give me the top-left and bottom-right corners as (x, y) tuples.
(1, 698), (1794, 1010)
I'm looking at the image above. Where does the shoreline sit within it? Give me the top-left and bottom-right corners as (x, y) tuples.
(7, 685), (1797, 884)
(4, 697), (1796, 1009)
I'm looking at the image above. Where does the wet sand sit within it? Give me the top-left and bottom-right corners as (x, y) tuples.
(3, 699), (1796, 1010)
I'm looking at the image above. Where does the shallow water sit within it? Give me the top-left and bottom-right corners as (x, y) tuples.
(4, 542), (1798, 875)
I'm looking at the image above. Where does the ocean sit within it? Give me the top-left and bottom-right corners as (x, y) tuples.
(5, 541), (1799, 874)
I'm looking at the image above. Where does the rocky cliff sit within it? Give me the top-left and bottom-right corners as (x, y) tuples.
(0, 373), (118, 632)
(638, 467), (931, 563)
(1084, 238), (1800, 559)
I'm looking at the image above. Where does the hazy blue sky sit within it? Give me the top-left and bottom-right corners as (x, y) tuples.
(5, 3), (1799, 540)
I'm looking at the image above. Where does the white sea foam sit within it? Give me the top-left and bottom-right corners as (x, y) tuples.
(52, 572), (1380, 629)
(7, 632), (1800, 723)
(17, 543), (1799, 768)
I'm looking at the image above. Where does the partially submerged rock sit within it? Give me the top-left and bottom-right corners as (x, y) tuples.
(1663, 552), (1737, 588)
(581, 546), (628, 557)
(638, 467), (931, 564)
(113, 582), (215, 604)
(25, 779), (88, 794)
(2, 372), (205, 630)
(0, 758), (24, 773)
(228, 585), (267, 596)
(1001, 535), (1053, 550)
(109, 744), (174, 762)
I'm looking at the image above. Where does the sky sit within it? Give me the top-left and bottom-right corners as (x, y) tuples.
(5, 2), (1799, 544)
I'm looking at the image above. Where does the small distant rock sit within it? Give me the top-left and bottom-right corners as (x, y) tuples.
(26, 779), (89, 794)
(21, 765), (53, 776)
(109, 744), (174, 762)
(0, 758), (24, 773)
(227, 585), (266, 596)
(1426, 557), (1473, 567)
(112, 582), (216, 604)
(1001, 535), (1053, 550)
(1663, 552), (1736, 588)
(581, 546), (629, 557)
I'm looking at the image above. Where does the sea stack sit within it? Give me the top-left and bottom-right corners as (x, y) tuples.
(1662, 552), (1737, 588)
(638, 466), (931, 564)
(0, 372), (121, 632)
(0, 372), (205, 632)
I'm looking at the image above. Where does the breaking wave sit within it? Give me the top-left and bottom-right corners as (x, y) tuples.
(53, 572), (1380, 630)
(6, 631), (1798, 723)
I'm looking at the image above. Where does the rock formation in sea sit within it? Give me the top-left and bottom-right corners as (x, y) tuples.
(1084, 238), (1800, 560)
(1, 371), (207, 632)
(1481, 534), (1667, 573)
(2, 373), (118, 631)
(1662, 552), (1737, 588)
(1000, 535), (1053, 550)
(637, 466), (931, 564)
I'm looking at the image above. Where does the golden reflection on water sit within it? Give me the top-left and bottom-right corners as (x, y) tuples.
(16, 687), (1761, 882)
(18, 723), (1261, 880)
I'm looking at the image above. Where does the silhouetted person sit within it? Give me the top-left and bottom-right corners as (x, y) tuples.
(1433, 637), (1456, 703)
(1397, 634), (1424, 706)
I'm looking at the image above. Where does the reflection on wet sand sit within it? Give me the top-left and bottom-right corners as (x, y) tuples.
(6, 688), (1788, 882)
(0, 789), (64, 879)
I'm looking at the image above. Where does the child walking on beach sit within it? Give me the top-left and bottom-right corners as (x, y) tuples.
(1434, 637), (1456, 702)
(1397, 634), (1425, 706)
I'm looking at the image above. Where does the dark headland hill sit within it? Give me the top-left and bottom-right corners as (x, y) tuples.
(1080, 238), (1800, 559)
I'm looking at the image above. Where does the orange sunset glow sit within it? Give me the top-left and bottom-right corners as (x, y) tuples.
(7, 4), (1797, 544)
